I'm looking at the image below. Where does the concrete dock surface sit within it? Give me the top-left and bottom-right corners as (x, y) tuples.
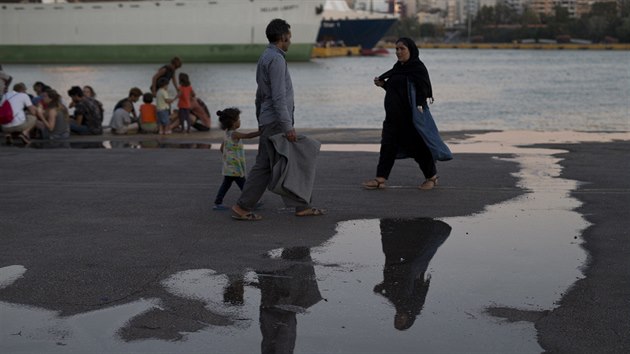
(0, 129), (628, 353)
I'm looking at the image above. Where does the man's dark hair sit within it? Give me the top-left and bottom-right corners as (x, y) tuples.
(265, 18), (290, 43)
(68, 86), (84, 97)
(129, 87), (143, 98)
(13, 82), (27, 92)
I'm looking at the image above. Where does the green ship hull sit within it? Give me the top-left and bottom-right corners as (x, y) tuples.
(0, 43), (314, 64)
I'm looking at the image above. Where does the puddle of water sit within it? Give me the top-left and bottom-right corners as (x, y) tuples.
(1, 131), (616, 352)
(8, 130), (627, 151)
(0, 265), (26, 289)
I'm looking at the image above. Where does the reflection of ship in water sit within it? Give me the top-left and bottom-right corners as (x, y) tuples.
(374, 218), (451, 330)
(314, 0), (398, 57)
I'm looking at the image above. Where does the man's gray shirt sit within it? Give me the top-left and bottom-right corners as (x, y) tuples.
(255, 44), (294, 133)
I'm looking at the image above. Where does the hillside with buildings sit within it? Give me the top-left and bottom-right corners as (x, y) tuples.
(353, 0), (630, 43)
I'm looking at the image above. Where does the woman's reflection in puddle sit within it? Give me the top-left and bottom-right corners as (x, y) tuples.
(373, 218), (451, 330)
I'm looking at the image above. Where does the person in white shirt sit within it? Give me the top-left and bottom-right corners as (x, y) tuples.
(1, 82), (37, 144)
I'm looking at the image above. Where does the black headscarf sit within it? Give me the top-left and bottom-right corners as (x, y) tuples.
(379, 37), (433, 102)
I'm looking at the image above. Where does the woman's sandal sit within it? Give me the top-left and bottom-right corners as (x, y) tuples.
(362, 178), (386, 190)
(296, 208), (327, 217)
(419, 176), (439, 190)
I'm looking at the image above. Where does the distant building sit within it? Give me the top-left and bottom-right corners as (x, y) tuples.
(529, 0), (556, 16)
(500, 0), (526, 13)
(527, 0), (619, 18)
(416, 9), (447, 25)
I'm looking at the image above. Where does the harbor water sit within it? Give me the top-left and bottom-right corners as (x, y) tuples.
(4, 49), (629, 131)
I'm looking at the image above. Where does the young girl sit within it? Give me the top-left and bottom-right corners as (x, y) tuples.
(213, 107), (260, 210)
(177, 72), (195, 133)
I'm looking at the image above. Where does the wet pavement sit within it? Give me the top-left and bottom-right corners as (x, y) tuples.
(1, 130), (629, 353)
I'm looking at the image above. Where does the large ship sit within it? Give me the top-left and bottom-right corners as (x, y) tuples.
(0, 0), (325, 63)
(317, 0), (397, 52)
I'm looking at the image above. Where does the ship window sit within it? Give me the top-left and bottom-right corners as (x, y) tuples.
(176, 3), (185, 6)
(130, 4), (140, 8)
(34, 6), (44, 10)
(15, 7), (24, 10)
(54, 6), (63, 10)
(92, 6), (102, 9)
(74, 6), (84, 9)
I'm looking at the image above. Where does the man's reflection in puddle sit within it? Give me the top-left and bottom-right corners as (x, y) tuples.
(255, 247), (322, 354)
(373, 218), (451, 330)
(223, 274), (246, 306)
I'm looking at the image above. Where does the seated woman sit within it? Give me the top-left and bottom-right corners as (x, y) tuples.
(190, 97), (211, 131)
(35, 89), (70, 140)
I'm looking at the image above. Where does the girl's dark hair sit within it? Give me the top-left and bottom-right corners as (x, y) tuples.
(265, 18), (291, 43)
(179, 73), (190, 87)
(217, 107), (241, 130)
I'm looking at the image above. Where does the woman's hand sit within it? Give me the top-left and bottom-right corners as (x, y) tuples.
(373, 77), (385, 87)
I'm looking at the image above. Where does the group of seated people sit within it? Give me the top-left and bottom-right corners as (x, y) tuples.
(1, 79), (211, 145)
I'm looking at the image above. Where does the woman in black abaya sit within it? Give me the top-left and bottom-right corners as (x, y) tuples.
(363, 38), (450, 190)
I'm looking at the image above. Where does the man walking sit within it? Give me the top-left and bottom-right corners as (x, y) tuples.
(231, 19), (325, 221)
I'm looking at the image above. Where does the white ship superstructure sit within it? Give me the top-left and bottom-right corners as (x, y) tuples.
(0, 0), (325, 63)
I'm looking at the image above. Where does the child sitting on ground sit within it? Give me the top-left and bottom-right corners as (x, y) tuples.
(213, 107), (260, 211)
(110, 101), (138, 135)
(139, 92), (158, 134)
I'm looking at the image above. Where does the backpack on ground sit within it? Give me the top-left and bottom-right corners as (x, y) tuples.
(0, 95), (15, 124)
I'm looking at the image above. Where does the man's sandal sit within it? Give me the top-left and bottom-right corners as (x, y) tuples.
(231, 212), (262, 221)
(231, 205), (262, 221)
(419, 176), (439, 190)
(362, 178), (386, 190)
